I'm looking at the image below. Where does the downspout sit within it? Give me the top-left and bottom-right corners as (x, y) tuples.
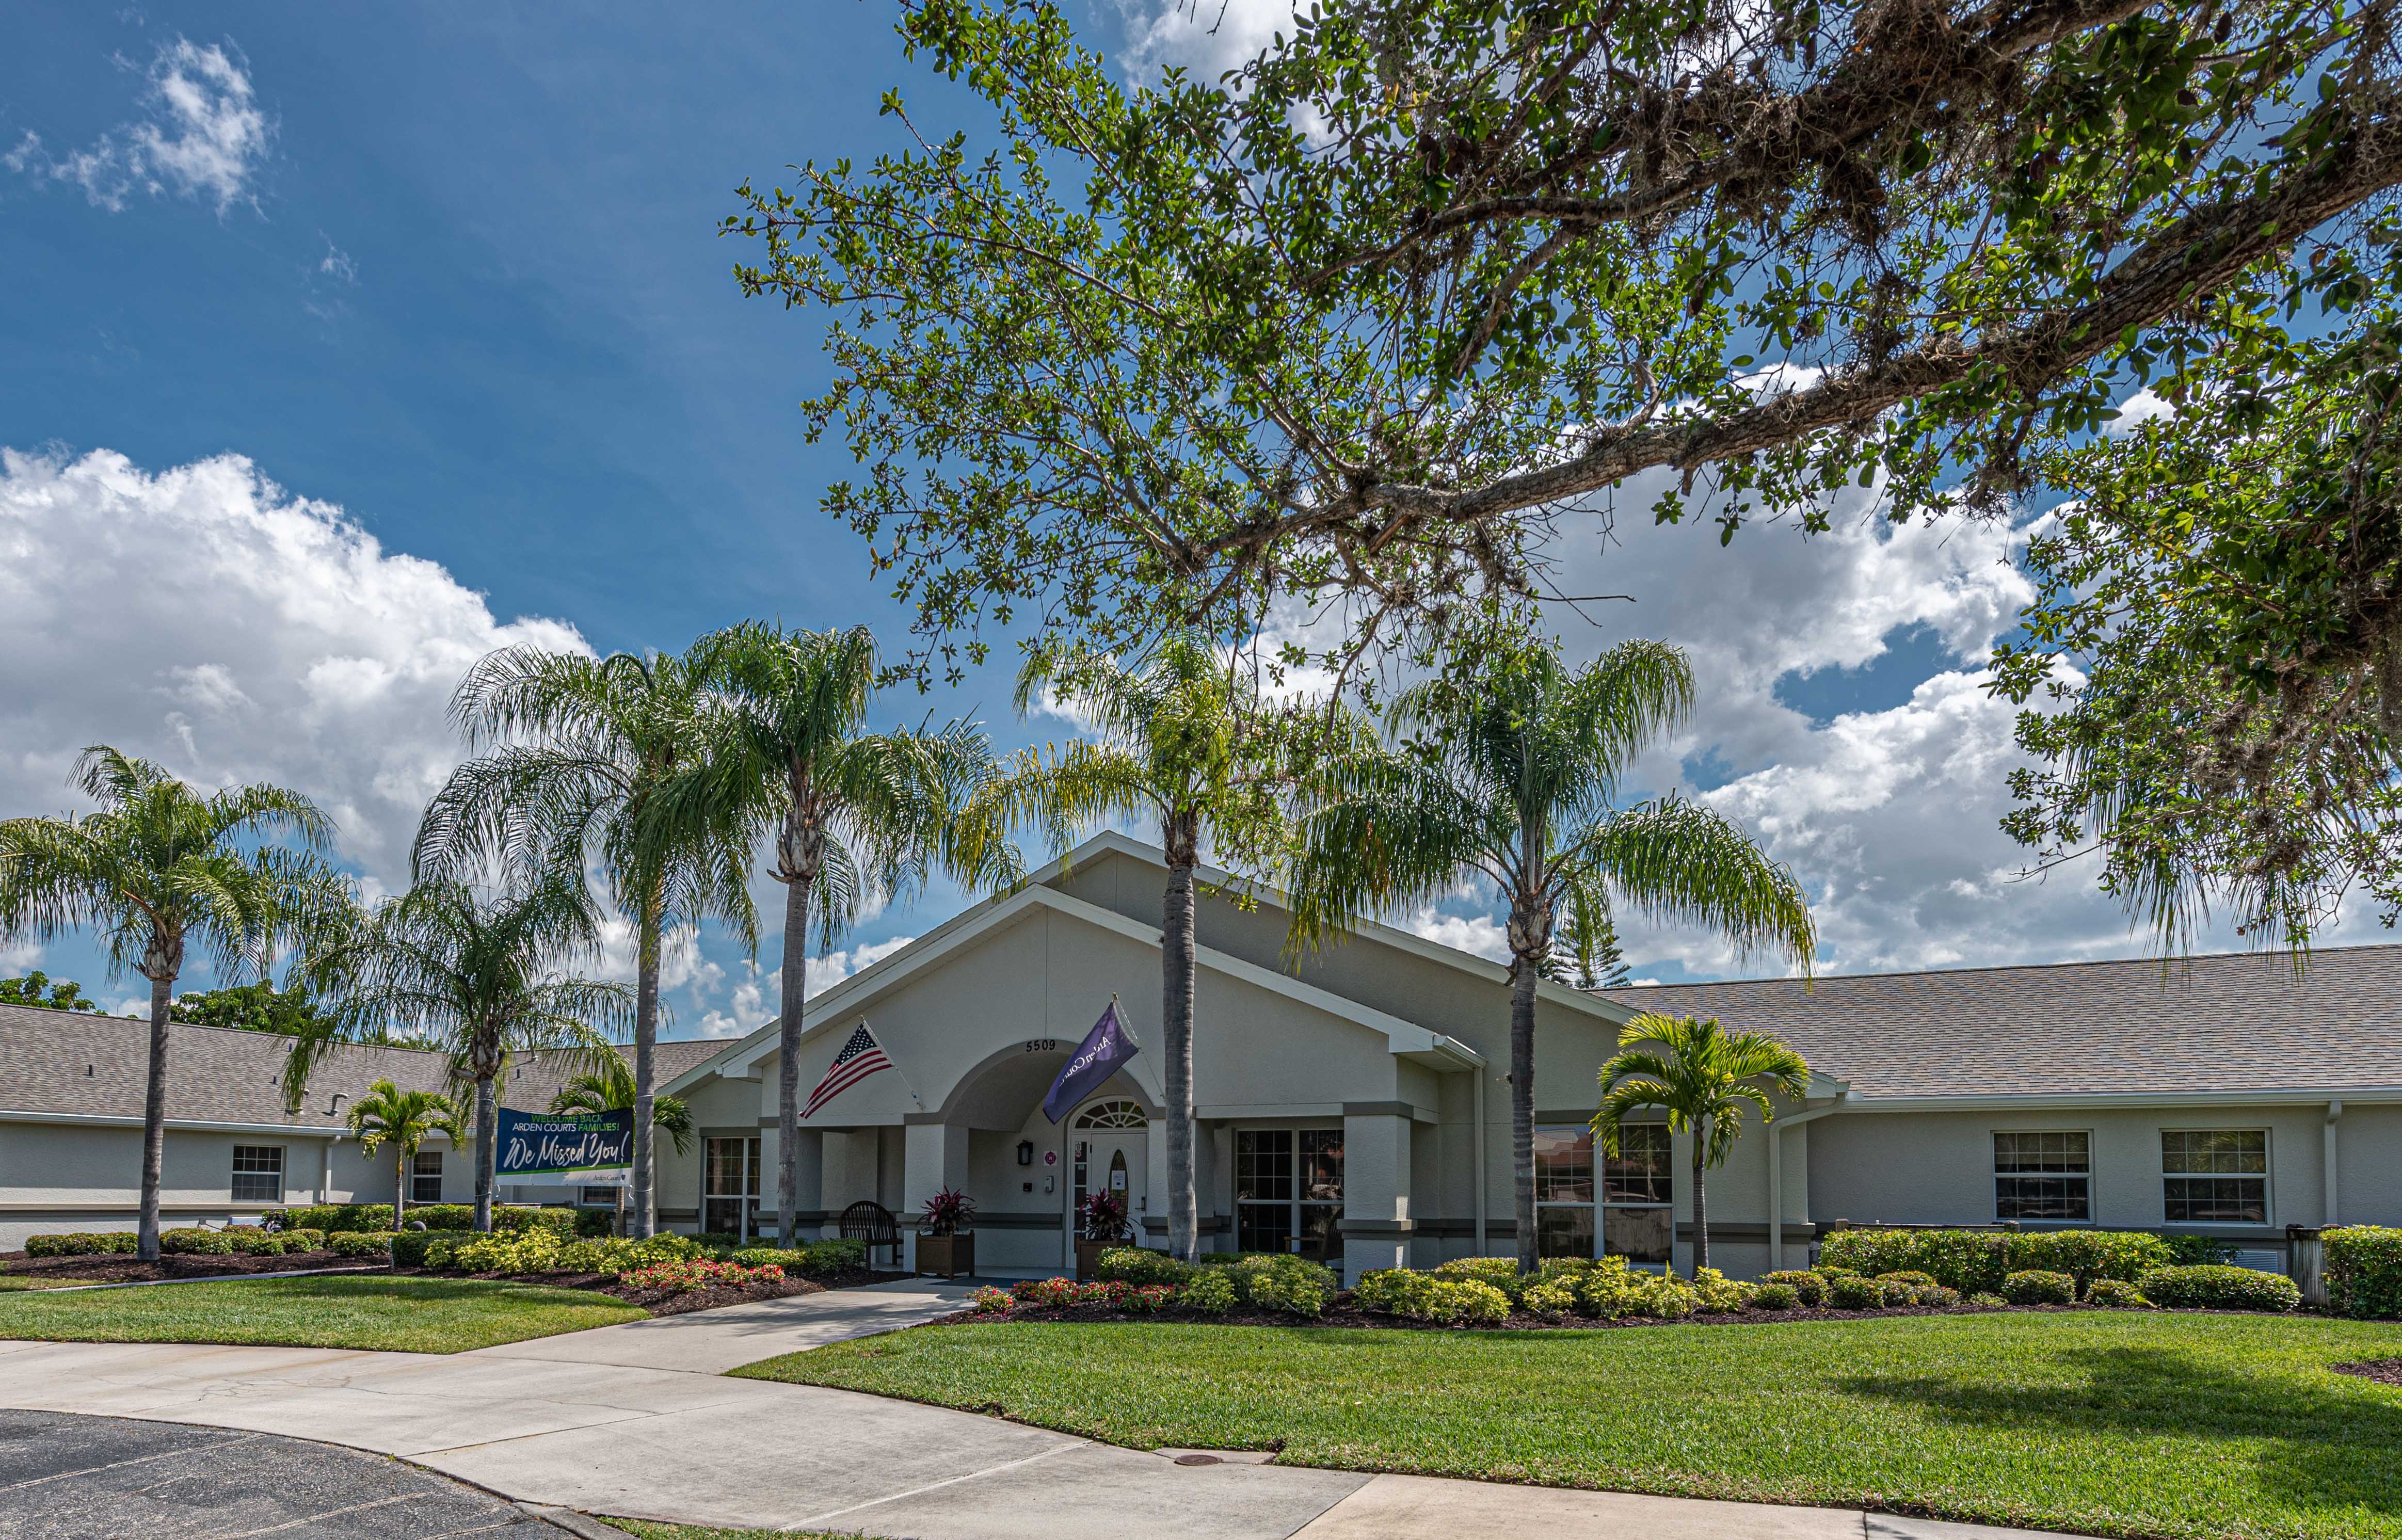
(1474, 1065), (1490, 1258)
(2325, 1100), (2344, 1227)
(1768, 1094), (1848, 1272)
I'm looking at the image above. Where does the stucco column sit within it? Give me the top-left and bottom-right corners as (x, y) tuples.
(1341, 1106), (1414, 1281)
(901, 1118), (969, 1272)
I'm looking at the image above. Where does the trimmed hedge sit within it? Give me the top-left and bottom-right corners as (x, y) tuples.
(159, 1227), (235, 1255)
(1819, 1228), (2176, 1294)
(2324, 1225), (2402, 1320)
(329, 1230), (396, 1259)
(23, 1232), (138, 1257)
(2002, 1270), (2077, 1306)
(268, 1204), (394, 1234)
(390, 1229), (477, 1268)
(1757, 1269), (1825, 1307)
(2137, 1264), (2302, 1312)
(723, 1238), (867, 1276)
(2086, 1278), (2152, 1308)
(1092, 1247), (1196, 1288)
(1354, 1269), (1511, 1325)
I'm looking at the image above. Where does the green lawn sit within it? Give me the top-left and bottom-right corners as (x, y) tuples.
(607, 1521), (856, 1540)
(0, 1274), (644, 1352)
(738, 1313), (2402, 1540)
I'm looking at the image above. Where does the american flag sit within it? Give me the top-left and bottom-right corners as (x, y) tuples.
(803, 1024), (891, 1118)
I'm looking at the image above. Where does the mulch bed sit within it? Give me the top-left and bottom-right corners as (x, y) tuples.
(950, 1295), (2313, 1333)
(0, 1250), (370, 1286)
(2333, 1358), (2402, 1387)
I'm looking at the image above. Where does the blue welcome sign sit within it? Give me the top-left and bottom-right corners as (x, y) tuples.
(495, 1108), (634, 1184)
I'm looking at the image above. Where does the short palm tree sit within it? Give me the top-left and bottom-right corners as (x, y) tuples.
(1288, 637), (1816, 1273)
(1594, 1012), (1809, 1275)
(414, 641), (755, 1237)
(0, 748), (342, 1259)
(988, 635), (1292, 1261)
(550, 1055), (696, 1155)
(346, 1078), (467, 1224)
(656, 621), (1018, 1244)
(286, 874), (630, 1230)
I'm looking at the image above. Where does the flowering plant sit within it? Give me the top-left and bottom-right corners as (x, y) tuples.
(620, 1258), (784, 1294)
(970, 1285), (1015, 1313)
(919, 1188), (978, 1236)
(1078, 1191), (1131, 1242)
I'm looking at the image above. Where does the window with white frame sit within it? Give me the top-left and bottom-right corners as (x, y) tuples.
(702, 1136), (760, 1240)
(2161, 1130), (2269, 1224)
(410, 1150), (444, 1204)
(231, 1145), (285, 1203)
(1993, 1131), (2089, 1221)
(1234, 1129), (1342, 1261)
(1534, 1123), (1672, 1264)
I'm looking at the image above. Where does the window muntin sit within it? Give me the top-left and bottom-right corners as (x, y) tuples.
(1536, 1123), (1671, 1264)
(2162, 1130), (2268, 1224)
(702, 1135), (761, 1240)
(1994, 1131), (2090, 1221)
(1072, 1099), (1147, 1130)
(1235, 1129), (1342, 1261)
(410, 1150), (443, 1205)
(231, 1145), (284, 1203)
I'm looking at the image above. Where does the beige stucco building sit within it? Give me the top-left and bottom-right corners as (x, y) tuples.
(8, 830), (2399, 1276)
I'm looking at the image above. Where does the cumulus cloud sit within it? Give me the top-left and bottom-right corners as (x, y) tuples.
(6, 38), (273, 214)
(0, 447), (586, 888)
(1108, 0), (1299, 82)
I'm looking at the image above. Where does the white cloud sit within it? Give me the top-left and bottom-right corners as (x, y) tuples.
(8, 38), (273, 215)
(1400, 909), (1509, 964)
(316, 235), (357, 284)
(808, 936), (917, 998)
(0, 447), (587, 888)
(1110, 0), (1298, 82)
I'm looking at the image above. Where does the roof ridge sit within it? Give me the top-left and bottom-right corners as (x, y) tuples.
(1598, 940), (2402, 994)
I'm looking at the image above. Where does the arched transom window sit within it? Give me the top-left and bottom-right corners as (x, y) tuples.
(1073, 1098), (1148, 1129)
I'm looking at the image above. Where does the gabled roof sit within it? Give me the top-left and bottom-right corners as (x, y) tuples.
(672, 874), (1487, 1092)
(1603, 945), (2402, 1102)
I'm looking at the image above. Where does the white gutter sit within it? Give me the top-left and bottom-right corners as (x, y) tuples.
(2326, 1101), (2344, 1226)
(1833, 1086), (2402, 1112)
(1472, 1063), (1490, 1258)
(0, 1109), (348, 1137)
(1767, 1094), (1848, 1271)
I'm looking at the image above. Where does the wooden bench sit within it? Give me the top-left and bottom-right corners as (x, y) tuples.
(838, 1200), (903, 1270)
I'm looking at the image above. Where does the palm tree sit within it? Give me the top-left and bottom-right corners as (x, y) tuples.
(346, 1079), (467, 1225)
(989, 635), (1292, 1262)
(286, 874), (630, 1230)
(1594, 1013), (1809, 1275)
(1287, 637), (1816, 1273)
(657, 621), (1018, 1245)
(414, 641), (755, 1237)
(549, 1055), (696, 1155)
(0, 748), (341, 1259)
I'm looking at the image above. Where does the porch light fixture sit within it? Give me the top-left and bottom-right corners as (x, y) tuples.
(1016, 1140), (1035, 1166)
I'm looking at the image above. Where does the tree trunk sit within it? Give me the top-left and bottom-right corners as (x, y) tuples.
(1507, 954), (1540, 1275)
(473, 1071), (498, 1232)
(631, 879), (663, 1239)
(394, 1149), (407, 1228)
(1690, 1119), (1709, 1278)
(136, 970), (174, 1261)
(1160, 813), (1199, 1263)
(777, 850), (813, 1248)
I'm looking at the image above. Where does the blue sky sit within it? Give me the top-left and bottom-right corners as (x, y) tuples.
(0, 3), (2284, 1034)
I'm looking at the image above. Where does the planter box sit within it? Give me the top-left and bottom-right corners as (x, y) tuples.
(917, 1231), (975, 1279)
(1075, 1238), (1124, 1280)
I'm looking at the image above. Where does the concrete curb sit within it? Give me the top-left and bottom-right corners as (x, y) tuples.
(518, 1502), (647, 1539)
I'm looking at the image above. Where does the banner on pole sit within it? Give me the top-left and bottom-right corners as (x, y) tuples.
(495, 1108), (634, 1184)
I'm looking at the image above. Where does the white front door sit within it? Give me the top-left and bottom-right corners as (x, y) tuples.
(1070, 1097), (1151, 1243)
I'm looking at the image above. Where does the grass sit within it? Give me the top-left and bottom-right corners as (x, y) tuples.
(607, 1521), (857, 1540)
(736, 1312), (2402, 1540)
(0, 1275), (80, 1291)
(0, 1274), (644, 1352)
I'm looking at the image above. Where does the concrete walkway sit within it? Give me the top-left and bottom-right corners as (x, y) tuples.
(0, 1283), (2070, 1540)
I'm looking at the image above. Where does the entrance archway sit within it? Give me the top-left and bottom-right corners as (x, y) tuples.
(1071, 1098), (1149, 1245)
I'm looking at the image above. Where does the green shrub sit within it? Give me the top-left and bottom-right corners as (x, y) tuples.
(2009, 1230), (2174, 1290)
(2161, 1233), (2239, 1266)
(23, 1232), (137, 1257)
(159, 1227), (234, 1255)
(451, 1228), (567, 1273)
(1751, 1281), (1800, 1310)
(720, 1238), (858, 1275)
(269, 1205), (394, 1235)
(390, 1229), (476, 1268)
(1225, 1253), (1338, 1316)
(329, 1230), (394, 1259)
(1691, 1268), (1754, 1312)
(399, 1204), (572, 1234)
(1629, 1272), (1700, 1318)
(2136, 1264), (2301, 1312)
(1567, 1256), (1658, 1319)
(1094, 1247), (1195, 1288)
(1821, 1229), (2010, 1293)
(1520, 1278), (1578, 1317)
(1877, 1276), (1921, 1306)
(2324, 1225), (2402, 1320)
(1354, 1269), (1509, 1325)
(228, 1229), (287, 1256)
(281, 1228), (326, 1250)
(2085, 1277), (2152, 1308)
(2002, 1269), (2076, 1306)
(573, 1209), (616, 1238)
(1825, 1274), (1882, 1310)
(1966, 1291), (2007, 1308)
(1181, 1270), (1236, 1314)
(1757, 1270), (1824, 1307)
(1913, 1285), (1962, 1307)
(1875, 1270), (1938, 1289)
(1433, 1256), (1528, 1304)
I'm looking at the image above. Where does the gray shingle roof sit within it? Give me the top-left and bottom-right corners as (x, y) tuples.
(0, 1003), (731, 1126)
(1598, 943), (2402, 1099)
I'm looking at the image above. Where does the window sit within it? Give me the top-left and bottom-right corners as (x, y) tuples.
(1072, 1099), (1147, 1129)
(410, 1151), (443, 1205)
(1994, 1131), (2090, 1221)
(231, 1145), (284, 1203)
(1235, 1129), (1342, 1261)
(579, 1186), (621, 1207)
(703, 1136), (761, 1240)
(1536, 1124), (1672, 1264)
(2163, 1130), (2268, 1224)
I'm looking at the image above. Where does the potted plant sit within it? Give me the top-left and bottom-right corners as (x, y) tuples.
(1075, 1191), (1133, 1279)
(916, 1188), (977, 1278)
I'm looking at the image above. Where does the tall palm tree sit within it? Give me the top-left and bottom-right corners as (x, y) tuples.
(1594, 1013), (1809, 1275)
(1287, 637), (1816, 1273)
(658, 621), (1018, 1245)
(346, 1079), (467, 1225)
(0, 748), (341, 1259)
(990, 635), (1292, 1262)
(286, 874), (630, 1231)
(414, 642), (755, 1237)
